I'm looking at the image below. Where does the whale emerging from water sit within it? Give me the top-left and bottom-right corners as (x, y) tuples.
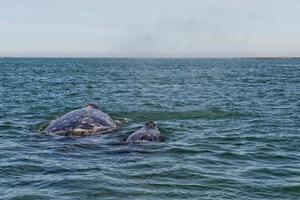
(45, 104), (117, 136)
(126, 121), (163, 143)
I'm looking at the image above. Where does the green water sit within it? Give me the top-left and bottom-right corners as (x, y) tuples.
(0, 58), (299, 199)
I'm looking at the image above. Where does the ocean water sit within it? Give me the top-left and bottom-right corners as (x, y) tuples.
(0, 58), (299, 200)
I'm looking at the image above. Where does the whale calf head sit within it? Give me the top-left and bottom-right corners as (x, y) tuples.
(126, 121), (163, 143)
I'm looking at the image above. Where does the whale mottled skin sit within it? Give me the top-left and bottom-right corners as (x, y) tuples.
(45, 104), (117, 136)
(126, 121), (163, 143)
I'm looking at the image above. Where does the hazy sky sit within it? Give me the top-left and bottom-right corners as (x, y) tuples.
(0, 0), (300, 57)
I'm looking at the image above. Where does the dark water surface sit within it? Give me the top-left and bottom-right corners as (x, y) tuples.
(0, 58), (299, 199)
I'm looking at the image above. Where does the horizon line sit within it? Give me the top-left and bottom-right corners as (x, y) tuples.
(0, 56), (300, 59)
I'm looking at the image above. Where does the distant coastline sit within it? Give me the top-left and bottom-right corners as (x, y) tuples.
(244, 57), (300, 60)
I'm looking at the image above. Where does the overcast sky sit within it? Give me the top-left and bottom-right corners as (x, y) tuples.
(0, 0), (299, 57)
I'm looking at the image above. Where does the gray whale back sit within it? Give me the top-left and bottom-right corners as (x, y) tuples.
(45, 106), (117, 136)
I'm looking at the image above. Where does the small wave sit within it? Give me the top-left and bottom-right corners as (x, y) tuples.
(241, 167), (300, 179)
(113, 108), (247, 122)
(274, 184), (300, 195)
(0, 121), (25, 130)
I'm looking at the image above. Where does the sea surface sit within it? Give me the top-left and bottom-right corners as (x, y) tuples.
(0, 58), (299, 200)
